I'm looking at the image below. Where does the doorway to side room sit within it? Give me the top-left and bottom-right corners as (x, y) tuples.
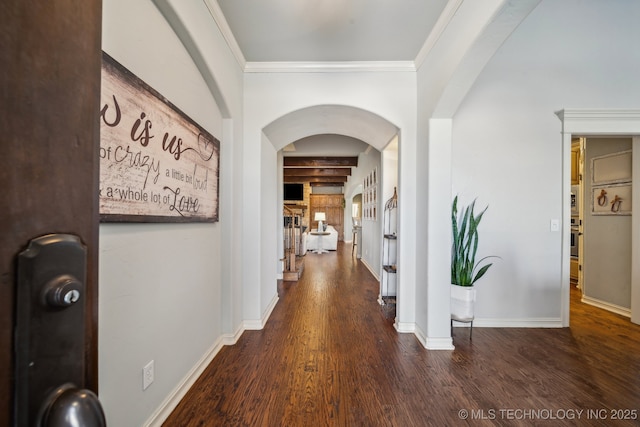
(571, 136), (633, 320)
(558, 108), (640, 327)
(351, 191), (363, 258)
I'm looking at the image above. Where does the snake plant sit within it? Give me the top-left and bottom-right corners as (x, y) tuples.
(451, 195), (495, 286)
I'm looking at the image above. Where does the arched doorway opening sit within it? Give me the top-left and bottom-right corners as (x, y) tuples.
(264, 105), (401, 322)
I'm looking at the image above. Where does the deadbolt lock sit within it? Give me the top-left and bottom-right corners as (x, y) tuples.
(42, 274), (82, 308)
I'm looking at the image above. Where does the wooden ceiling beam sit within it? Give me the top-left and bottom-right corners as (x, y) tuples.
(284, 168), (351, 177)
(284, 176), (347, 183)
(310, 182), (344, 187)
(284, 156), (358, 167)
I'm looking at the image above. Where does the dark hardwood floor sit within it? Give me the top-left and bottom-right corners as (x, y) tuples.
(164, 243), (640, 426)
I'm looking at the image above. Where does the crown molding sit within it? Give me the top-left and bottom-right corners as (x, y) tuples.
(244, 61), (416, 73)
(203, 0), (246, 70)
(556, 108), (640, 121)
(414, 0), (464, 69)
(556, 109), (640, 134)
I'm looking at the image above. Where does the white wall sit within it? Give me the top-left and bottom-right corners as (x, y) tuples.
(261, 134), (279, 318)
(349, 149), (382, 276)
(451, 0), (640, 324)
(150, 0), (247, 336)
(100, 1), (244, 425)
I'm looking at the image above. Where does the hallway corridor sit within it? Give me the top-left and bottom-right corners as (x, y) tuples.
(164, 243), (640, 426)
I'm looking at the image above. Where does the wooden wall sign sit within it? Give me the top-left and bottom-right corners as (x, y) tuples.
(99, 52), (220, 222)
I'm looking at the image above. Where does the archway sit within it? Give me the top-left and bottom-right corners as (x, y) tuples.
(263, 105), (398, 152)
(264, 105), (401, 319)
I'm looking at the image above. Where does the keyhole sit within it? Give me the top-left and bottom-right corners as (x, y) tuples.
(64, 289), (80, 304)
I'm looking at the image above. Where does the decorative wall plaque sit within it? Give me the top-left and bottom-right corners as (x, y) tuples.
(590, 150), (632, 216)
(99, 52), (220, 222)
(591, 150), (632, 185)
(592, 183), (632, 216)
(363, 167), (377, 220)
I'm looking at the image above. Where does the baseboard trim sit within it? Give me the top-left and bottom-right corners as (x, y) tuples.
(222, 323), (245, 346)
(425, 337), (455, 350)
(144, 296), (279, 426)
(413, 324), (454, 350)
(244, 294), (279, 330)
(394, 321), (415, 333)
(144, 335), (229, 427)
(413, 323), (426, 345)
(360, 259), (380, 281)
(412, 317), (564, 351)
(581, 296), (631, 318)
(472, 317), (563, 328)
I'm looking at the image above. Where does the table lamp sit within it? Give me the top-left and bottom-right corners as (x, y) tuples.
(314, 212), (326, 232)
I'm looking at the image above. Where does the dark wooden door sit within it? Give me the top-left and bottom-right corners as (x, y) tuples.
(0, 2), (102, 425)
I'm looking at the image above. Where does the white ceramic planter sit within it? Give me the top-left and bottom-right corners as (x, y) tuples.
(450, 284), (476, 321)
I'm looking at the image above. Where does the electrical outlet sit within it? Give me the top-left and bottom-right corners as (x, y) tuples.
(143, 360), (154, 390)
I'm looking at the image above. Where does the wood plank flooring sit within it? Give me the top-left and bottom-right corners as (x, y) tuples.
(164, 243), (640, 426)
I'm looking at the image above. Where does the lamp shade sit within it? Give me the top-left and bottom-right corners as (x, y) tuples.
(314, 212), (326, 221)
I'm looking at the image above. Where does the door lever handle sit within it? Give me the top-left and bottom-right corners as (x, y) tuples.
(39, 383), (106, 427)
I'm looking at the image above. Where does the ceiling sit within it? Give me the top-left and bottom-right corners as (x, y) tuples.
(283, 134), (369, 157)
(215, 0), (449, 63)
(213, 0), (431, 184)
